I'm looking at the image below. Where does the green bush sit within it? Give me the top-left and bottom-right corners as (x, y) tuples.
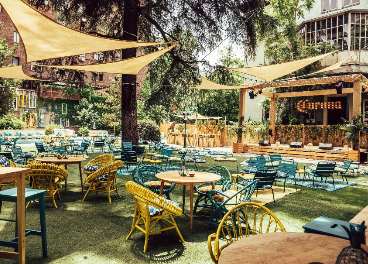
(78, 126), (89, 137)
(45, 124), (64, 135)
(0, 114), (25, 129)
(138, 120), (161, 142)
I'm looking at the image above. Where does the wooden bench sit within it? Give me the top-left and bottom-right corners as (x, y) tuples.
(350, 205), (368, 240)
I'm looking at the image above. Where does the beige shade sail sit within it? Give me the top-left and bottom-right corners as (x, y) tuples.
(0, 65), (39, 80)
(228, 52), (334, 82)
(301, 55), (354, 77)
(42, 44), (177, 75)
(175, 113), (221, 120)
(0, 0), (169, 62)
(192, 76), (255, 90)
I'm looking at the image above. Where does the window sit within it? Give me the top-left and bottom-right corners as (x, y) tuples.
(62, 103), (67, 114)
(98, 73), (103, 81)
(322, 0), (338, 12)
(13, 32), (19, 43)
(13, 96), (18, 111)
(65, 119), (70, 128)
(343, 0), (359, 7)
(351, 13), (368, 50)
(18, 94), (27, 107)
(94, 52), (103, 61)
(78, 54), (85, 62)
(28, 91), (36, 108)
(12, 57), (19, 66)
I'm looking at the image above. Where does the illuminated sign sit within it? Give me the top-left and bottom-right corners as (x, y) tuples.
(297, 100), (342, 113)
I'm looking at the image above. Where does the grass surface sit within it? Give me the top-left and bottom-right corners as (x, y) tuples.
(1, 148), (368, 263)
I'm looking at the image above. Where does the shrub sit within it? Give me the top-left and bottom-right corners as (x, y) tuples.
(45, 124), (64, 135)
(78, 126), (89, 137)
(0, 114), (25, 129)
(138, 120), (161, 142)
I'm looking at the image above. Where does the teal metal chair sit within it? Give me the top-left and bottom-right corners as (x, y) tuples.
(194, 166), (232, 213)
(207, 180), (258, 229)
(117, 151), (141, 176)
(275, 161), (298, 192)
(132, 165), (175, 199)
(0, 188), (47, 257)
(305, 161), (336, 187)
(1, 137), (19, 151)
(254, 170), (277, 203)
(238, 158), (266, 175)
(334, 158), (353, 183)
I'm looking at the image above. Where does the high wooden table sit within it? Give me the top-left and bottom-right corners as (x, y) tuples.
(218, 232), (368, 264)
(36, 157), (86, 193)
(156, 171), (221, 234)
(0, 167), (29, 264)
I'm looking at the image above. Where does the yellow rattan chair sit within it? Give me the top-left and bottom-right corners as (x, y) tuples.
(125, 181), (185, 253)
(82, 160), (123, 203)
(83, 153), (115, 176)
(207, 202), (286, 263)
(0, 158), (19, 190)
(24, 163), (68, 208)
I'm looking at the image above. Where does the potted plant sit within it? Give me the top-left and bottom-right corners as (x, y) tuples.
(231, 125), (243, 153)
(341, 113), (368, 151)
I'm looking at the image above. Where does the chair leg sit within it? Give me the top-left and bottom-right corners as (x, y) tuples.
(170, 215), (185, 243)
(39, 194), (47, 257)
(143, 216), (150, 253)
(126, 207), (138, 240)
(82, 187), (92, 201)
(272, 189), (275, 203)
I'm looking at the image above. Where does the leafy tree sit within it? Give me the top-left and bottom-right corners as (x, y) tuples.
(28, 0), (276, 143)
(0, 114), (24, 129)
(72, 98), (99, 128)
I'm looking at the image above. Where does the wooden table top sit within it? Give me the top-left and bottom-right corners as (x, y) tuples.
(156, 171), (221, 184)
(0, 167), (29, 183)
(36, 157), (86, 164)
(218, 232), (368, 264)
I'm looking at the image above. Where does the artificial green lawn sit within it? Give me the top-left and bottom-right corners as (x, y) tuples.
(1, 148), (367, 263)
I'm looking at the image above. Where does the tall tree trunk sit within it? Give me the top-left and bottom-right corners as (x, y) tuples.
(121, 0), (139, 144)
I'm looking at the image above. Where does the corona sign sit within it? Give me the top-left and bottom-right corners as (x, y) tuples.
(297, 100), (342, 113)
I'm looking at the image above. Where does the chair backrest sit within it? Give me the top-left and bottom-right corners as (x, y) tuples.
(269, 153), (282, 163)
(0, 152), (14, 161)
(208, 202), (286, 263)
(125, 181), (182, 216)
(12, 146), (23, 156)
(35, 142), (46, 152)
(205, 166), (231, 185)
(122, 140), (133, 151)
(245, 159), (266, 172)
(254, 170), (277, 187)
(85, 161), (123, 183)
(133, 165), (164, 185)
(315, 161), (336, 176)
(160, 148), (173, 157)
(132, 145), (145, 156)
(342, 158), (353, 169)
(277, 161), (298, 177)
(121, 151), (138, 163)
(25, 163), (68, 188)
(81, 142), (90, 150)
(87, 153), (115, 168)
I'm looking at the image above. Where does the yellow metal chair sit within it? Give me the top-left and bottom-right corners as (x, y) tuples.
(82, 161), (123, 203)
(207, 202), (286, 263)
(83, 153), (115, 176)
(24, 163), (68, 208)
(125, 181), (185, 253)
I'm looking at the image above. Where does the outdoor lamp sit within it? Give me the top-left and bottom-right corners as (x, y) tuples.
(249, 89), (256, 99)
(335, 80), (344, 94)
(258, 89), (263, 94)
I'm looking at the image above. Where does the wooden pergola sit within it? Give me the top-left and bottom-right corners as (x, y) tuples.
(238, 74), (368, 144)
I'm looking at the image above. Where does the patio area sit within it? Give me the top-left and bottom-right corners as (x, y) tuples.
(1, 149), (368, 263)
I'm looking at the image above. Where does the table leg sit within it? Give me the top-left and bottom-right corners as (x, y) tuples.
(64, 164), (68, 191)
(79, 162), (84, 194)
(17, 172), (26, 264)
(190, 184), (194, 234)
(182, 185), (186, 212)
(159, 181), (164, 196)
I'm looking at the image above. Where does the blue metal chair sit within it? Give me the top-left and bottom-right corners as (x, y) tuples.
(305, 161), (336, 187)
(275, 161), (298, 192)
(193, 166), (232, 213)
(254, 170), (277, 203)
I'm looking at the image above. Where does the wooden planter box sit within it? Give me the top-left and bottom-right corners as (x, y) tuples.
(233, 142), (243, 153)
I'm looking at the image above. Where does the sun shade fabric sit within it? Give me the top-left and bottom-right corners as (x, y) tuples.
(0, 65), (39, 80)
(42, 44), (177, 75)
(227, 52), (334, 82)
(0, 0), (168, 62)
(192, 76), (255, 90)
(302, 55), (354, 77)
(175, 113), (221, 120)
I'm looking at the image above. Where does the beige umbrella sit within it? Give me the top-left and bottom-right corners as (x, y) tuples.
(0, 0), (171, 62)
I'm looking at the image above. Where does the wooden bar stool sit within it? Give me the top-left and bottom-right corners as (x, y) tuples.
(0, 188), (47, 258)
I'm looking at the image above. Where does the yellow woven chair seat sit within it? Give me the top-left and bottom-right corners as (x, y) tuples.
(83, 153), (115, 175)
(197, 185), (223, 193)
(145, 181), (172, 189)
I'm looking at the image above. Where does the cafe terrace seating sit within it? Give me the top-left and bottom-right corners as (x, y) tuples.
(207, 180), (258, 229)
(125, 181), (184, 253)
(83, 160), (123, 203)
(83, 153), (115, 176)
(193, 166), (231, 213)
(207, 202), (286, 263)
(24, 162), (68, 208)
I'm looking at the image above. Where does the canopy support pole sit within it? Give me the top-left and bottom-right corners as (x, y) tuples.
(269, 95), (276, 144)
(238, 89), (246, 143)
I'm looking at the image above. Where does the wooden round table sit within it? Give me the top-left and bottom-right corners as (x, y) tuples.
(218, 232), (368, 264)
(156, 171), (221, 234)
(36, 157), (86, 193)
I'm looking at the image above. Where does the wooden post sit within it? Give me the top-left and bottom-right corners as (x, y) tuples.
(352, 79), (362, 118)
(238, 89), (246, 143)
(269, 95), (276, 144)
(323, 95), (328, 125)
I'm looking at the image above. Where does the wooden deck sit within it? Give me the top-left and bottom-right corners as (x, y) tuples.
(238, 144), (360, 162)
